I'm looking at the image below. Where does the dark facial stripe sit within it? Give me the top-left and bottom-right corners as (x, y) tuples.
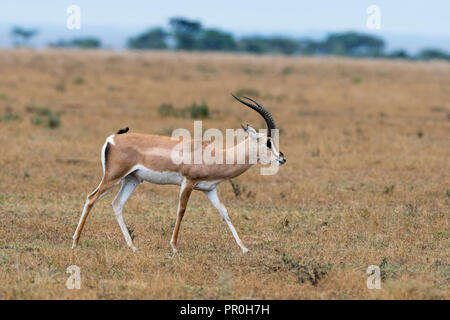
(104, 143), (111, 170)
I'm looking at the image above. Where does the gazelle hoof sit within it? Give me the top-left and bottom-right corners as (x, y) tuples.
(242, 247), (249, 254)
(170, 241), (178, 253)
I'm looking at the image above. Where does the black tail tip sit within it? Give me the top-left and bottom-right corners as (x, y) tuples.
(116, 127), (129, 134)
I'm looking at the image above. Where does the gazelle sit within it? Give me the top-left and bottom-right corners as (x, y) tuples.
(72, 95), (286, 253)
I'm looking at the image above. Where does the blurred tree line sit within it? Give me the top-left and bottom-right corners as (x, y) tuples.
(48, 37), (102, 49)
(128, 17), (388, 57)
(125, 17), (450, 60)
(10, 18), (450, 61)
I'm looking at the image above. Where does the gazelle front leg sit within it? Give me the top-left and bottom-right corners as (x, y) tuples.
(205, 188), (249, 253)
(170, 178), (194, 253)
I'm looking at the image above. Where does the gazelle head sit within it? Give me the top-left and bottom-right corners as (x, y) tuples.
(232, 94), (286, 166)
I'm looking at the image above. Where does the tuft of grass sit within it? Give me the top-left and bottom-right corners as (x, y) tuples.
(352, 76), (363, 84)
(29, 106), (61, 129)
(47, 112), (61, 128)
(430, 105), (445, 112)
(281, 254), (330, 286)
(378, 258), (400, 280)
(73, 76), (84, 85)
(30, 115), (43, 126)
(228, 180), (254, 199)
(158, 102), (210, 119)
(127, 226), (135, 241)
(0, 107), (20, 122)
(404, 203), (420, 217)
(311, 148), (320, 157)
(229, 180), (242, 197)
(383, 184), (395, 194)
(35, 107), (52, 116)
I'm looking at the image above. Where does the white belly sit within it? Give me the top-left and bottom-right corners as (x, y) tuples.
(132, 165), (183, 185)
(194, 180), (222, 191)
(129, 165), (222, 191)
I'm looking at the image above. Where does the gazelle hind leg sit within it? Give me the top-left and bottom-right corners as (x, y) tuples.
(111, 174), (140, 251)
(72, 177), (120, 249)
(205, 188), (249, 253)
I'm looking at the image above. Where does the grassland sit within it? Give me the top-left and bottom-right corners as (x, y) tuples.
(0, 49), (448, 299)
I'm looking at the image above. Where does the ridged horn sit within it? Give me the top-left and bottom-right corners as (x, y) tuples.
(232, 94), (276, 136)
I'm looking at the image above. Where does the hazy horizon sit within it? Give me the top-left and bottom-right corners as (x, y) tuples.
(1, 1), (449, 53)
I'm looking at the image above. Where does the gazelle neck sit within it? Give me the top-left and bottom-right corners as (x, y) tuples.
(216, 137), (255, 178)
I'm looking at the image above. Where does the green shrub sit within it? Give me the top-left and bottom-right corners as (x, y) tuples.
(430, 105), (445, 113)
(158, 101), (210, 119)
(48, 113), (61, 128)
(30, 115), (43, 126)
(29, 106), (60, 129)
(158, 103), (177, 117)
(35, 107), (52, 116)
(0, 108), (20, 122)
(73, 76), (84, 85)
(188, 101), (210, 118)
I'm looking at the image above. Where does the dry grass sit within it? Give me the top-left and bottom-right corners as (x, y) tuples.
(0, 49), (448, 299)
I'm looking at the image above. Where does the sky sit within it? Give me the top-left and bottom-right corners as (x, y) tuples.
(0, 1), (449, 52)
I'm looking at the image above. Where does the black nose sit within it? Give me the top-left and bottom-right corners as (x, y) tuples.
(278, 152), (286, 164)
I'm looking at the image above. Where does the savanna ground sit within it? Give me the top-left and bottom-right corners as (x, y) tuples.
(0, 49), (448, 299)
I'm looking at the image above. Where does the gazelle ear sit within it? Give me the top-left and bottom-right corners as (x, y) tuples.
(242, 124), (258, 140)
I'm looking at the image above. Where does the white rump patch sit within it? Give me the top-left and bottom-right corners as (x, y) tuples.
(106, 134), (115, 145)
(101, 134), (115, 174)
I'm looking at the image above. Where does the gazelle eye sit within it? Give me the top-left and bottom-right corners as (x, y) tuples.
(266, 139), (272, 149)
